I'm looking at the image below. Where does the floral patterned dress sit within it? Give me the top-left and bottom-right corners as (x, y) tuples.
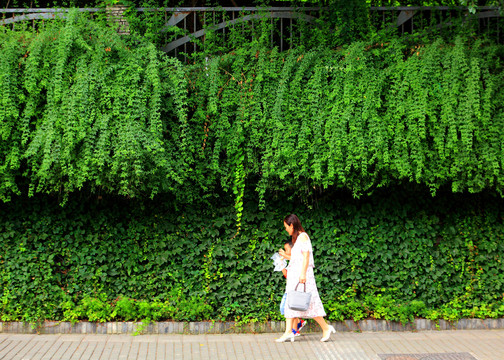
(284, 232), (327, 319)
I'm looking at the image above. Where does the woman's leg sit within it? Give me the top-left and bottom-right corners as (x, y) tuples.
(313, 316), (329, 334)
(284, 318), (294, 335)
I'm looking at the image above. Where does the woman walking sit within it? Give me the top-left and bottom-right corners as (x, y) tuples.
(276, 214), (335, 343)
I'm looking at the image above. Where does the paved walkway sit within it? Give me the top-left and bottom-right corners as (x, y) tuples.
(1, 330), (504, 360)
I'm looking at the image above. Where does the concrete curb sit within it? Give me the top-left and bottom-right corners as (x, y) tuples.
(1, 318), (504, 334)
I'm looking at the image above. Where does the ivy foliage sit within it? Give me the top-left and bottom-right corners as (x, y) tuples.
(2, 13), (504, 206)
(1, 188), (504, 323)
(2, 12), (504, 323)
(0, 11), (190, 202)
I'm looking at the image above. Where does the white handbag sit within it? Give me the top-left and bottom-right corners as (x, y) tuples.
(287, 282), (312, 311)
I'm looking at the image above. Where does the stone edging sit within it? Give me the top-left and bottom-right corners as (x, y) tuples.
(1, 319), (504, 335)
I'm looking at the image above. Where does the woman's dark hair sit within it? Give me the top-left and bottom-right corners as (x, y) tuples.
(284, 214), (305, 245)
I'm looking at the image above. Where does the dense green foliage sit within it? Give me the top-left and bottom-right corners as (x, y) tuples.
(1, 188), (504, 324)
(2, 11), (504, 325)
(2, 12), (504, 206)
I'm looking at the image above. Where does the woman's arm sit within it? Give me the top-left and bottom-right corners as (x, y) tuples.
(299, 251), (309, 283)
(298, 233), (309, 283)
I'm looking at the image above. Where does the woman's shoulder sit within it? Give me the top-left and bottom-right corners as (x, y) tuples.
(297, 232), (310, 243)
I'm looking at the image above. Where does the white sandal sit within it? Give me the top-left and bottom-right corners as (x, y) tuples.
(320, 325), (336, 342)
(275, 333), (295, 343)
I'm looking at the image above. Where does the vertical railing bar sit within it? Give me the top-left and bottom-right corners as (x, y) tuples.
(271, 11), (273, 48)
(165, 10), (168, 46)
(212, 10), (215, 53)
(401, 10), (404, 35)
(450, 9), (453, 34)
(487, 13), (490, 36)
(290, 16), (292, 49)
(251, 10), (254, 42)
(498, 16), (500, 43)
(280, 16), (283, 52)
(184, 15), (187, 63)
(194, 11), (197, 54)
(477, 9), (480, 35)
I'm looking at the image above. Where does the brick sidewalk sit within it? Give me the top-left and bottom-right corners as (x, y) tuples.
(1, 330), (504, 360)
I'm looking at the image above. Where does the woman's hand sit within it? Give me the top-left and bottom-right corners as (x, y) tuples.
(299, 273), (307, 284)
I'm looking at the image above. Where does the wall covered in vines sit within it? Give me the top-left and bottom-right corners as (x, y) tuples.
(2, 12), (504, 323)
(1, 188), (504, 323)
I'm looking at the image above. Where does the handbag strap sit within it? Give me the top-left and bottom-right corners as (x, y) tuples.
(294, 282), (306, 292)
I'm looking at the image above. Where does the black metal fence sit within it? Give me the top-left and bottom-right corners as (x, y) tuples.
(1, 6), (503, 56)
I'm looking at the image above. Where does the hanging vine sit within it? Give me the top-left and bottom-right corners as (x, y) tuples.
(1, 11), (504, 210)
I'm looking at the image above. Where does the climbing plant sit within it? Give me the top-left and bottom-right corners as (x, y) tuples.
(2, 12), (504, 208)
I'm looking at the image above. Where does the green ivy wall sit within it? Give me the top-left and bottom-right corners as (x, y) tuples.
(1, 12), (504, 323)
(1, 188), (504, 323)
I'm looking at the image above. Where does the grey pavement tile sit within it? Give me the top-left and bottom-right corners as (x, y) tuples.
(48, 340), (72, 360)
(127, 341), (140, 360)
(136, 342), (149, 360)
(23, 340), (54, 359)
(0, 340), (24, 359)
(40, 340), (65, 360)
(154, 340), (166, 360)
(3, 335), (36, 341)
(147, 341), (159, 360)
(378, 354), (478, 360)
(172, 342), (183, 360)
(79, 340), (98, 360)
(105, 334), (133, 343)
(97, 342), (118, 359)
(317, 342), (347, 360)
(69, 341), (91, 360)
(396, 334), (422, 354)
(59, 335), (85, 342)
(11, 338), (41, 360)
(0, 339), (12, 353)
(133, 335), (157, 343)
(82, 334), (110, 342)
(360, 339), (383, 360)
(474, 337), (503, 354)
(58, 340), (84, 360)
(118, 341), (131, 360)
(441, 333), (472, 353)
(1, 340), (31, 360)
(90, 341), (108, 359)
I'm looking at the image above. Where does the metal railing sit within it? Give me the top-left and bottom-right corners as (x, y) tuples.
(1, 6), (503, 55)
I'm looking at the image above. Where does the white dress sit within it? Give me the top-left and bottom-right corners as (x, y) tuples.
(284, 232), (327, 319)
